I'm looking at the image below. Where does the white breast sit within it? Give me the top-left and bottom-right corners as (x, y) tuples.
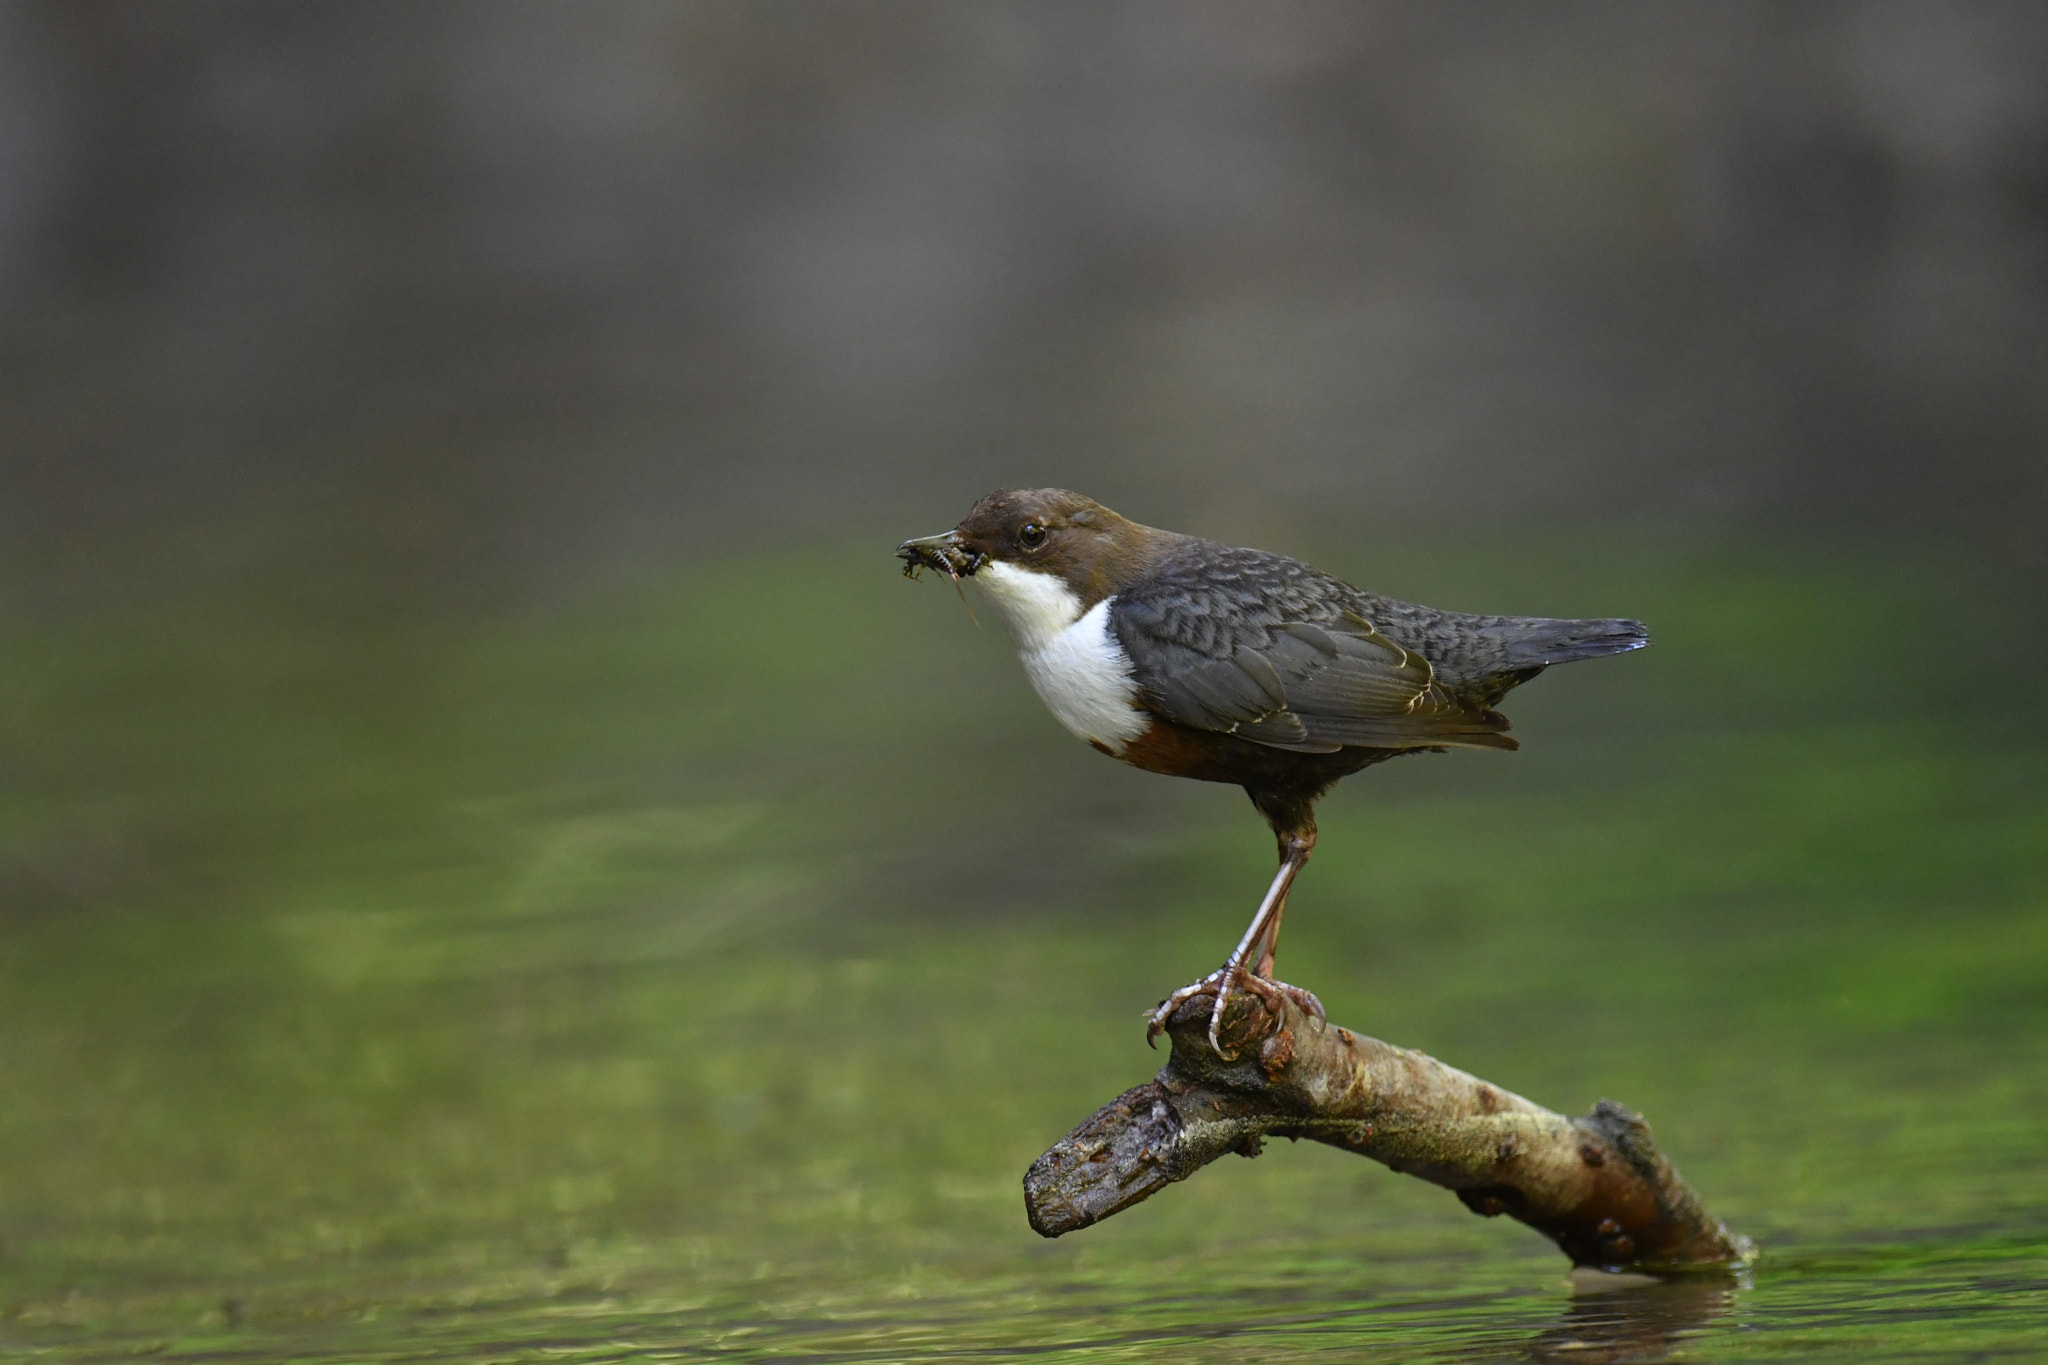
(973, 561), (1148, 753)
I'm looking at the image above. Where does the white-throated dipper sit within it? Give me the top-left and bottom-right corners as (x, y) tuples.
(898, 489), (1647, 1053)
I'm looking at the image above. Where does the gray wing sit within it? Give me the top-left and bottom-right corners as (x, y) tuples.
(1110, 544), (1516, 755)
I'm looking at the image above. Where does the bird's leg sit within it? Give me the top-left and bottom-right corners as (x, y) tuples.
(1210, 829), (1323, 1051)
(1147, 826), (1323, 1056)
(1252, 828), (1301, 979)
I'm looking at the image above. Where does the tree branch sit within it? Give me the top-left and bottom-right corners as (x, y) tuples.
(1024, 983), (1750, 1272)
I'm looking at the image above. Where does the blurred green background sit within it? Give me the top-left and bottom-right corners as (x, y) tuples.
(2, 4), (2044, 1360)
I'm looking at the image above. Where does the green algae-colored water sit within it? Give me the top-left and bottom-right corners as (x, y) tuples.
(3, 538), (2043, 1361)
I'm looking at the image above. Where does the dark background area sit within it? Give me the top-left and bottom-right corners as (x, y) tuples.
(3, 0), (2044, 612)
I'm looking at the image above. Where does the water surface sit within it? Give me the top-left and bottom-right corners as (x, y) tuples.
(2, 539), (2042, 1360)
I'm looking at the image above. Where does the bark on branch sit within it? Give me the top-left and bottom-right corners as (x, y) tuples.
(1025, 983), (1750, 1273)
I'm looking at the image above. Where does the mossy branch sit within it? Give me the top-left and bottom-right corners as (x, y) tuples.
(1024, 983), (1750, 1273)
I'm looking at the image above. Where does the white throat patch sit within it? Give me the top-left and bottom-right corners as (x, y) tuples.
(972, 561), (1147, 753)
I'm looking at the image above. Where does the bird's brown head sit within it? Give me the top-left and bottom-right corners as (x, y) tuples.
(897, 488), (1170, 607)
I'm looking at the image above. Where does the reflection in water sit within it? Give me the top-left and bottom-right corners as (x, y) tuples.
(1518, 1278), (1737, 1365)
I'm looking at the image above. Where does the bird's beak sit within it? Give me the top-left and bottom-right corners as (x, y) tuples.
(896, 530), (983, 580)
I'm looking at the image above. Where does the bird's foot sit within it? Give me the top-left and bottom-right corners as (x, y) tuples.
(1146, 965), (1325, 1057)
(1145, 973), (1222, 1048)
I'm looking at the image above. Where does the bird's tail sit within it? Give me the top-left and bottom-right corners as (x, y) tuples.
(1502, 617), (1650, 667)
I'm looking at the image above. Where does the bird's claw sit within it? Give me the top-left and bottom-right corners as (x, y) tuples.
(1145, 973), (1221, 1048)
(1146, 965), (1325, 1058)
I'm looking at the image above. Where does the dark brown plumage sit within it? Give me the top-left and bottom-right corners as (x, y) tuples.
(900, 489), (1647, 1050)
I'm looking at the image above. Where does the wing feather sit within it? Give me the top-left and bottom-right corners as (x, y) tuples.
(1111, 555), (1515, 754)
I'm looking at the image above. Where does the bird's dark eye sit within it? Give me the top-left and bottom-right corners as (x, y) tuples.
(1019, 522), (1048, 549)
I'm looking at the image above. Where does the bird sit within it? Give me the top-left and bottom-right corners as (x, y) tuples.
(898, 488), (1647, 1054)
